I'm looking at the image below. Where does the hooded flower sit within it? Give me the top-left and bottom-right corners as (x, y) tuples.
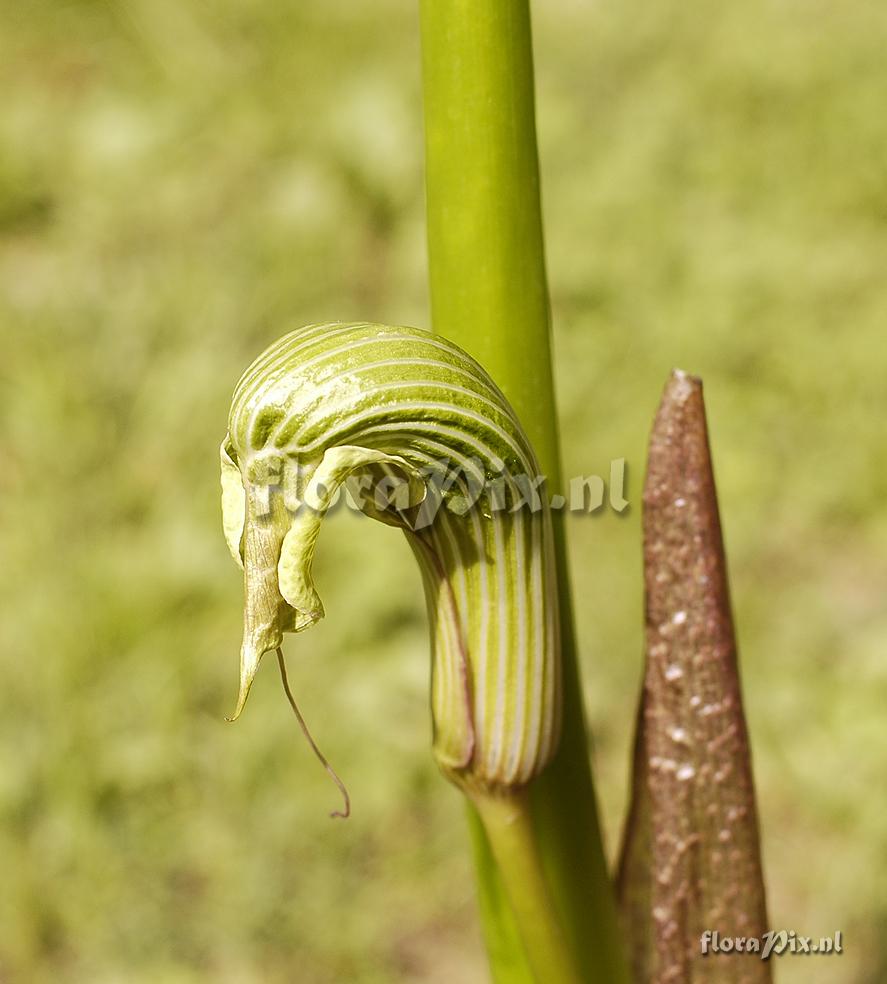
(221, 322), (562, 790)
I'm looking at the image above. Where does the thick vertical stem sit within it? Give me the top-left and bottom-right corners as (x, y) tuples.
(419, 2), (629, 981)
(419, 0), (554, 470)
(473, 791), (583, 984)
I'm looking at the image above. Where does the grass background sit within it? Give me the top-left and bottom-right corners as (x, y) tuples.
(2, 0), (886, 981)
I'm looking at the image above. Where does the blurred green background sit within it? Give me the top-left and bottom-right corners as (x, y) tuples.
(2, 0), (886, 981)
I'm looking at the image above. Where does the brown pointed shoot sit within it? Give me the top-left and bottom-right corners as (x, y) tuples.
(617, 370), (770, 984)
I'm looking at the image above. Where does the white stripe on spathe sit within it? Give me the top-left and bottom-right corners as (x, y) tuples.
(223, 322), (561, 791)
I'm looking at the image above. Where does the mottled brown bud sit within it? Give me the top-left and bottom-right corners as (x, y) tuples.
(618, 370), (770, 984)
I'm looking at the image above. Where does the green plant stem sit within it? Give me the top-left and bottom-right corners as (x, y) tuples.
(473, 790), (583, 984)
(419, 0), (553, 469)
(419, 2), (630, 981)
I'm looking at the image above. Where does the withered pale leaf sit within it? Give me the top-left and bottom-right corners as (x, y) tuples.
(220, 438), (245, 569)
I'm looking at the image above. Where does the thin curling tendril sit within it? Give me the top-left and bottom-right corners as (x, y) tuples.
(277, 649), (350, 820)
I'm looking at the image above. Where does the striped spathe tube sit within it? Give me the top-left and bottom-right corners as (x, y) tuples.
(221, 322), (561, 790)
